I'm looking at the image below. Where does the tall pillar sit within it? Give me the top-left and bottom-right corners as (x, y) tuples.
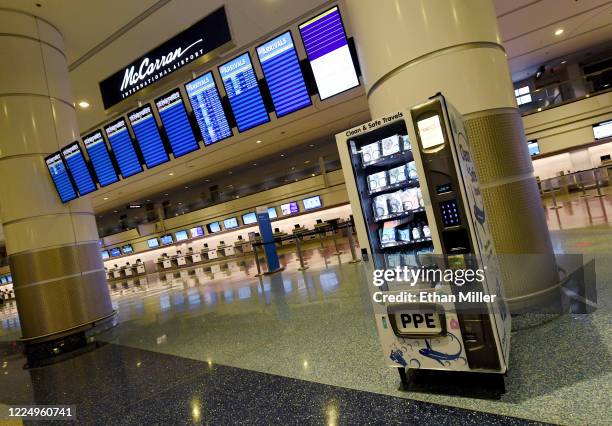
(345, 0), (559, 308)
(0, 9), (114, 342)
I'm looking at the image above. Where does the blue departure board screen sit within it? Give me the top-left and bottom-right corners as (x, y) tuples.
(127, 104), (169, 169)
(104, 118), (142, 178)
(256, 31), (311, 117)
(83, 131), (119, 187)
(185, 72), (232, 146)
(45, 152), (77, 203)
(219, 52), (269, 132)
(154, 89), (199, 158)
(61, 142), (96, 196)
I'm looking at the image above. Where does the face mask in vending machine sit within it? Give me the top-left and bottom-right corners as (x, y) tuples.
(335, 95), (510, 387)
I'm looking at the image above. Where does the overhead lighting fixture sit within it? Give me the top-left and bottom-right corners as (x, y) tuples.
(78, 101), (90, 108)
(561, 60), (567, 64)
(168, 172), (174, 176)
(554, 28), (564, 36)
(256, 140), (262, 144)
(103, 197), (108, 200)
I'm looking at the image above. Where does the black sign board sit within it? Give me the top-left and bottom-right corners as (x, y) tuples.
(99, 7), (232, 110)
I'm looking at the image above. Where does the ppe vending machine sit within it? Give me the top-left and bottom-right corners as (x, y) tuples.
(336, 94), (510, 384)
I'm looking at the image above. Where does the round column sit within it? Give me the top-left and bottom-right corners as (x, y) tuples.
(0, 9), (114, 341)
(345, 0), (559, 308)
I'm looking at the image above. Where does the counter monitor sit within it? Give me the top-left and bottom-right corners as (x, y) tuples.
(128, 104), (169, 169)
(303, 195), (322, 210)
(121, 244), (133, 254)
(101, 250), (110, 260)
(154, 89), (199, 158)
(299, 6), (359, 100)
(242, 212), (257, 225)
(281, 201), (299, 215)
(160, 234), (174, 245)
(267, 207), (278, 219)
(45, 152), (78, 203)
(104, 118), (142, 178)
(83, 131), (119, 186)
(185, 72), (232, 145)
(256, 31), (311, 117)
(207, 222), (221, 233)
(223, 217), (239, 229)
(219, 52), (269, 132)
(147, 238), (160, 248)
(593, 120), (612, 140)
(61, 142), (97, 196)
(175, 230), (189, 241)
(110, 247), (121, 257)
(190, 226), (204, 238)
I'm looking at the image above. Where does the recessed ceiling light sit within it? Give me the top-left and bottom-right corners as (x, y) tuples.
(103, 197), (108, 200)
(78, 101), (90, 108)
(280, 154), (285, 157)
(554, 28), (564, 36)
(561, 60), (567, 64)
(184, 186), (189, 189)
(146, 199), (150, 202)
(304, 160), (310, 164)
(256, 140), (262, 144)
(537, 107), (542, 112)
(164, 193), (169, 196)
(309, 144), (315, 147)
(168, 172), (174, 176)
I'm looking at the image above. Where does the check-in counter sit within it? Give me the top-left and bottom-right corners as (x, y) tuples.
(217, 242), (234, 257)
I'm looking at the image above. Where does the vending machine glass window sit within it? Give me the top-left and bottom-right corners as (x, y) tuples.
(345, 120), (432, 274)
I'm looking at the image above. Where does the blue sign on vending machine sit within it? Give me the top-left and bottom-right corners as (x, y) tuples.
(256, 206), (281, 273)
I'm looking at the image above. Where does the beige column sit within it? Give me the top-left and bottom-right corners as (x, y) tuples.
(344, 0), (559, 308)
(0, 9), (114, 341)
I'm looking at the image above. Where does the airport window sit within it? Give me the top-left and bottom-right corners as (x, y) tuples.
(514, 86), (532, 106)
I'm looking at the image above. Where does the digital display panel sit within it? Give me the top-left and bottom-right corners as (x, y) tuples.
(61, 142), (97, 196)
(83, 131), (119, 187)
(207, 222), (221, 233)
(190, 226), (204, 238)
(175, 230), (189, 241)
(160, 234), (174, 245)
(121, 244), (133, 254)
(101, 250), (110, 260)
(219, 52), (269, 132)
(223, 217), (239, 229)
(267, 207), (278, 219)
(147, 238), (160, 248)
(110, 247), (121, 257)
(417, 115), (445, 149)
(44, 152), (78, 203)
(154, 89), (199, 158)
(128, 104), (169, 169)
(593, 120), (612, 140)
(256, 31), (311, 117)
(104, 118), (142, 178)
(299, 6), (359, 100)
(185, 72), (232, 145)
(303, 195), (322, 210)
(242, 212), (257, 225)
(527, 140), (540, 156)
(281, 201), (299, 215)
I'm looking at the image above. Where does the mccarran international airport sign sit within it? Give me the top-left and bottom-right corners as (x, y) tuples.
(99, 7), (232, 109)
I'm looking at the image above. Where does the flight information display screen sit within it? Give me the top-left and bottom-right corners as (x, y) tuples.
(299, 6), (359, 100)
(223, 217), (239, 229)
(45, 152), (78, 203)
(185, 72), (232, 145)
(104, 118), (142, 178)
(127, 104), (169, 169)
(242, 212), (257, 225)
(83, 131), (119, 187)
(256, 31), (311, 117)
(219, 52), (269, 132)
(61, 142), (96, 196)
(154, 89), (199, 158)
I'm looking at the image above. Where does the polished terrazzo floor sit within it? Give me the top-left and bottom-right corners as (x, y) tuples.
(0, 200), (610, 424)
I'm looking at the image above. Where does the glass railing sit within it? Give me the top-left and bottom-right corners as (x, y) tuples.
(520, 66), (612, 115)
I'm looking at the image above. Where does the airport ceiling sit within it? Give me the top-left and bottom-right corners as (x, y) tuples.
(0, 0), (611, 213)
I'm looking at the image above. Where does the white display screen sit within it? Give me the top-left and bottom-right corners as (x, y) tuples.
(593, 120), (612, 140)
(190, 226), (204, 238)
(303, 195), (322, 210)
(175, 230), (189, 241)
(281, 201), (299, 215)
(147, 238), (159, 248)
(207, 222), (221, 233)
(160, 235), (173, 245)
(224, 217), (239, 229)
(101, 250), (110, 260)
(299, 6), (359, 100)
(527, 140), (540, 156)
(267, 207), (278, 219)
(242, 212), (257, 225)
(417, 115), (445, 149)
